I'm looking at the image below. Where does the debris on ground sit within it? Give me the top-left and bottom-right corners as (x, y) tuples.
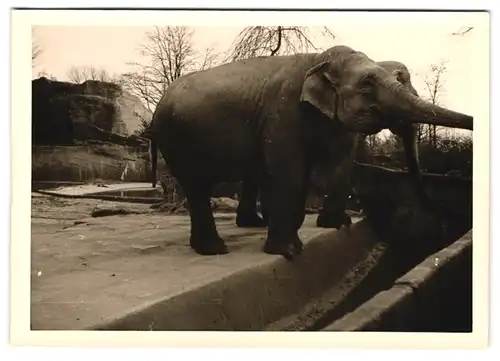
(150, 197), (241, 214)
(210, 197), (240, 212)
(131, 244), (162, 254)
(92, 178), (110, 188)
(150, 199), (189, 214)
(91, 204), (149, 218)
(63, 220), (87, 229)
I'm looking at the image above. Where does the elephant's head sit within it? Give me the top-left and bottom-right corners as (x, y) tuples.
(377, 60), (419, 98)
(300, 46), (473, 134)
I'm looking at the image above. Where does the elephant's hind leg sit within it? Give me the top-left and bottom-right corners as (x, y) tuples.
(182, 179), (229, 255)
(236, 180), (267, 228)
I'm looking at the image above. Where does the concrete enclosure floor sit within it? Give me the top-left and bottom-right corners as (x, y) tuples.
(31, 194), (369, 330)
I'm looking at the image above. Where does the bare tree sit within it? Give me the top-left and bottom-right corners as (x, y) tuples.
(420, 60), (448, 148)
(451, 26), (474, 36)
(365, 133), (381, 153)
(121, 26), (220, 113)
(226, 26), (335, 61)
(32, 28), (42, 68)
(66, 65), (124, 84)
(32, 43), (42, 65)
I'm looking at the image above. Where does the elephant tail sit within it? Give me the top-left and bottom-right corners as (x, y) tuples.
(150, 137), (158, 188)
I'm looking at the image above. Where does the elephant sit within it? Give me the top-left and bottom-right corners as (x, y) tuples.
(316, 60), (428, 229)
(234, 60), (428, 230)
(147, 45), (473, 260)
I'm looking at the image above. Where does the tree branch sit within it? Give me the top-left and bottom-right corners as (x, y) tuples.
(119, 26), (222, 124)
(225, 26), (336, 62)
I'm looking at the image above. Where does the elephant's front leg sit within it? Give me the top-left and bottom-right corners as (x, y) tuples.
(236, 179), (268, 228)
(263, 183), (307, 259)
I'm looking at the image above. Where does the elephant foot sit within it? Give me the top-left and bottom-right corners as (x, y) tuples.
(316, 211), (352, 229)
(263, 236), (303, 260)
(190, 236), (229, 256)
(236, 212), (268, 228)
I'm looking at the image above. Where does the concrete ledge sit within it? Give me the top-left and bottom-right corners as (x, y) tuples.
(91, 219), (380, 331)
(35, 182), (151, 196)
(394, 230), (472, 289)
(264, 242), (389, 331)
(322, 229), (473, 332)
(34, 190), (162, 204)
(34, 182), (163, 204)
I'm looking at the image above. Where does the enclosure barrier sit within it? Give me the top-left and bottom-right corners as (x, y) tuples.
(322, 229), (472, 332)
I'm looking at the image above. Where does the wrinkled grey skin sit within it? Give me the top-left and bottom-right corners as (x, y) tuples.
(148, 45), (473, 260)
(235, 61), (427, 230)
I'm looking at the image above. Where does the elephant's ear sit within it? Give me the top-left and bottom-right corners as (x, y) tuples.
(300, 61), (339, 121)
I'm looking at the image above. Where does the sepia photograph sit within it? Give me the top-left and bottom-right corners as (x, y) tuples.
(9, 6), (490, 349)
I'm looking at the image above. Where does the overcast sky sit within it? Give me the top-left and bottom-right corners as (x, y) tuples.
(31, 11), (489, 135)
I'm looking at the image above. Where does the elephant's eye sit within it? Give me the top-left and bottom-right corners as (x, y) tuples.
(359, 81), (372, 94)
(395, 71), (406, 84)
(359, 74), (374, 93)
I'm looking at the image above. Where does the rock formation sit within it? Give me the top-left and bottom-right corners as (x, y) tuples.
(32, 77), (152, 146)
(31, 77), (161, 183)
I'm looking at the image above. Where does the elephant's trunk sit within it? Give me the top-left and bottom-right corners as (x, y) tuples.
(380, 78), (474, 131)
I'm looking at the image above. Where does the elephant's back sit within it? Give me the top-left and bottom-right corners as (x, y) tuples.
(169, 57), (284, 94)
(165, 53), (317, 116)
(168, 53), (316, 94)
